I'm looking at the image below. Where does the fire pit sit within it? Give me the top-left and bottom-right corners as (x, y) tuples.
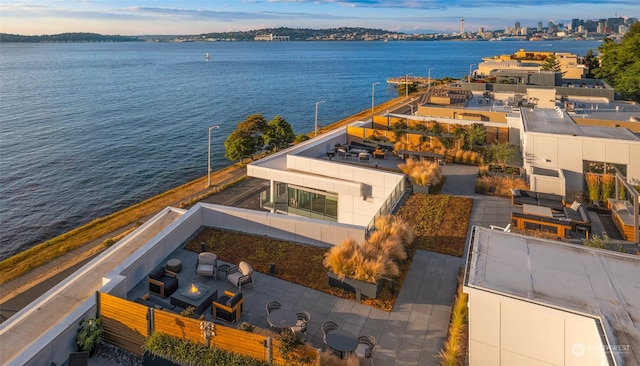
(171, 283), (217, 314)
(181, 283), (208, 300)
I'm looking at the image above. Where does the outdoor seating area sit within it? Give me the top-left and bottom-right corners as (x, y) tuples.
(119, 244), (459, 365)
(321, 319), (377, 361)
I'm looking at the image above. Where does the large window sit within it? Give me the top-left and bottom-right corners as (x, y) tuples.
(288, 185), (337, 221)
(583, 160), (627, 176)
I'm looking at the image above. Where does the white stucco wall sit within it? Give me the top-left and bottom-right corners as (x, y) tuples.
(522, 132), (640, 197)
(465, 288), (610, 366)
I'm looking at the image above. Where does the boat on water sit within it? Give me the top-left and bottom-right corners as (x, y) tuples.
(206, 52), (210, 61)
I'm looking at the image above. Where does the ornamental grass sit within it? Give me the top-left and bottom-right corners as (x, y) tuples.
(398, 158), (442, 186)
(585, 173), (601, 202)
(323, 215), (414, 283)
(600, 174), (614, 202)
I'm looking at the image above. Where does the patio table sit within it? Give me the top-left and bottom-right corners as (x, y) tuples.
(267, 308), (298, 330)
(326, 329), (358, 358)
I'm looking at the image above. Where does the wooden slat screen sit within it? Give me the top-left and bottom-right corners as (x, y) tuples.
(98, 292), (148, 356)
(209, 325), (270, 362)
(98, 292), (318, 365)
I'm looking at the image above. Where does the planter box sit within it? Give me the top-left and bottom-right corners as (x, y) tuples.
(412, 184), (430, 195)
(328, 272), (384, 300)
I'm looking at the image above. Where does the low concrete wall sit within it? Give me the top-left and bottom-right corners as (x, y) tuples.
(199, 203), (365, 247)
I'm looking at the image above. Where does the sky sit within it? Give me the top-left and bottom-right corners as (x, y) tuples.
(1, 1), (639, 36)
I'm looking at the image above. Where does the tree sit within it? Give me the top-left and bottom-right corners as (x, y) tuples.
(464, 123), (486, 150)
(224, 129), (256, 161)
(293, 134), (310, 144)
(397, 83), (418, 97)
(581, 49), (599, 78)
(540, 54), (562, 72)
(263, 115), (295, 152)
(595, 22), (640, 102)
(238, 114), (268, 152)
(485, 143), (522, 171)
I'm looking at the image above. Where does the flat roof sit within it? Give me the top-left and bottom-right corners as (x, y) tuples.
(522, 108), (639, 140)
(568, 98), (640, 125)
(465, 227), (639, 365)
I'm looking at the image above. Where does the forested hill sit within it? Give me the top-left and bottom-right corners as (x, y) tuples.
(0, 33), (143, 43)
(197, 27), (404, 41)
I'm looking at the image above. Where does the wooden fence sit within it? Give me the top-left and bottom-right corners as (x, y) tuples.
(97, 292), (317, 365)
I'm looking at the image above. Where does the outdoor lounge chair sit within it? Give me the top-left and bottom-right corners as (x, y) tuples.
(227, 261), (254, 291)
(147, 266), (179, 298)
(195, 252), (217, 279)
(212, 290), (244, 323)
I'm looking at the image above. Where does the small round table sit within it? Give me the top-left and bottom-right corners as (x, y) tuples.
(166, 258), (182, 273)
(217, 264), (230, 279)
(267, 309), (298, 330)
(326, 330), (358, 359)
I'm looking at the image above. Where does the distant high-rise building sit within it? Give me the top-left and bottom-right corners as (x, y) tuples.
(515, 21), (521, 31)
(479, 27), (484, 33)
(627, 18), (638, 26)
(537, 21), (543, 31)
(460, 18), (465, 35)
(570, 19), (580, 31)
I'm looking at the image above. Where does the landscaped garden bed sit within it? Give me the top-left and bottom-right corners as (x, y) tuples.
(184, 194), (473, 312)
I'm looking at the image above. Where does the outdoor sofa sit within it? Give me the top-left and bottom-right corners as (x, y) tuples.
(511, 189), (565, 211)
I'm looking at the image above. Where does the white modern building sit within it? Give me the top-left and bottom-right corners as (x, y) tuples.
(464, 227), (639, 366)
(517, 105), (640, 200)
(248, 121), (406, 232)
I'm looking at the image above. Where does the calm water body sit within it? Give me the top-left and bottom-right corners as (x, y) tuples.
(0, 40), (601, 260)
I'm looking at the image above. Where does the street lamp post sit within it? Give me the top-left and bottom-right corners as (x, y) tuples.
(428, 68), (435, 92)
(469, 64), (476, 83)
(371, 82), (380, 122)
(315, 100), (325, 136)
(207, 125), (220, 188)
(405, 73), (412, 99)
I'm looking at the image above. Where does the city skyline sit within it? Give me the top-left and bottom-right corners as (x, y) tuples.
(1, 0), (638, 36)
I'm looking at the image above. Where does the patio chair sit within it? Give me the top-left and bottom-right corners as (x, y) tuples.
(290, 311), (311, 338)
(195, 252), (217, 279)
(266, 300), (282, 316)
(212, 290), (244, 323)
(321, 320), (339, 350)
(489, 223), (512, 232)
(355, 335), (377, 365)
(147, 266), (179, 298)
(227, 261), (254, 291)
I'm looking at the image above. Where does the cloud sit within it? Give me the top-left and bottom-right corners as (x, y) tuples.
(267, 0), (638, 9)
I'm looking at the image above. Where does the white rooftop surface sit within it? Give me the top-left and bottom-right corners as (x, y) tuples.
(522, 108), (640, 140)
(466, 227), (639, 365)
